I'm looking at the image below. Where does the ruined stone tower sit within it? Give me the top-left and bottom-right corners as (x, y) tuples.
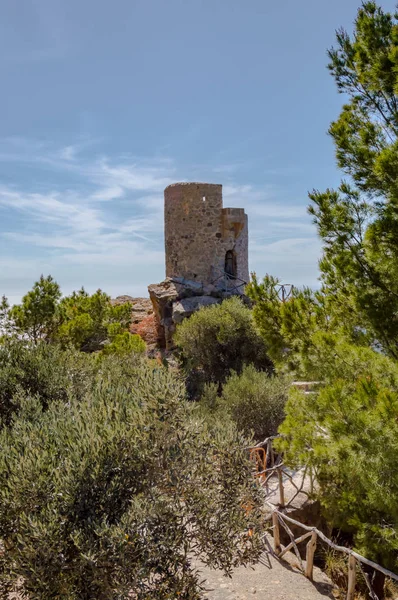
(164, 182), (249, 286)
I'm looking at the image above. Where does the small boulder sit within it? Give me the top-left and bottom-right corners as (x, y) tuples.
(170, 276), (204, 298)
(172, 296), (220, 324)
(148, 278), (180, 304)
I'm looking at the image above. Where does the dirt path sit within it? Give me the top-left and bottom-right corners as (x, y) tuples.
(7, 551), (337, 599)
(196, 547), (337, 600)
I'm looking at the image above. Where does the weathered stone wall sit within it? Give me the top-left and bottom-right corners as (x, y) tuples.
(164, 182), (249, 285)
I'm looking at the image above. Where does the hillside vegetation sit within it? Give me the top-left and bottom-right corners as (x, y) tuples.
(4, 2), (398, 598)
(245, 3), (398, 595)
(0, 284), (275, 599)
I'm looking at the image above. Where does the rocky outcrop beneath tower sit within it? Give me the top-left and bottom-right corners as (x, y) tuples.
(148, 276), (248, 349)
(111, 296), (158, 347)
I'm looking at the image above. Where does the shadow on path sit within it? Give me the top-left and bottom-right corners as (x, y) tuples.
(196, 546), (337, 600)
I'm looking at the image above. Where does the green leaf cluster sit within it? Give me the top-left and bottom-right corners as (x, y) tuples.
(218, 365), (290, 442)
(246, 274), (342, 378)
(56, 288), (132, 352)
(9, 275), (61, 344)
(0, 339), (96, 429)
(0, 355), (266, 599)
(277, 341), (398, 568)
(3, 275), (140, 356)
(174, 297), (273, 396)
(309, 2), (398, 358)
(101, 331), (146, 356)
(247, 2), (398, 573)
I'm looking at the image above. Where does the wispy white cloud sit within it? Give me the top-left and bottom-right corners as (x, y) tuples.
(0, 188), (104, 233)
(59, 246), (164, 267)
(0, 138), (321, 299)
(89, 185), (124, 202)
(224, 183), (307, 218)
(95, 160), (175, 194)
(59, 145), (78, 161)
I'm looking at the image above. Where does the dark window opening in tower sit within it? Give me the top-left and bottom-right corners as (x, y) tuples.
(225, 250), (237, 278)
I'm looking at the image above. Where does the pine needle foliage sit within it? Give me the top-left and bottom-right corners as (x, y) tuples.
(247, 2), (398, 577)
(309, 2), (398, 359)
(4, 277), (135, 354)
(277, 341), (398, 569)
(56, 288), (132, 352)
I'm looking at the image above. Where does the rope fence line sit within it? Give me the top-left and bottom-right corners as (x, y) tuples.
(248, 436), (398, 600)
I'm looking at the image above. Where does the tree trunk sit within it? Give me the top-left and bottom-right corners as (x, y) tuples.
(362, 565), (385, 600)
(371, 569), (385, 600)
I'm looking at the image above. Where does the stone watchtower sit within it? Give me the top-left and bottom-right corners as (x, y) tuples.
(148, 182), (249, 348)
(164, 182), (249, 286)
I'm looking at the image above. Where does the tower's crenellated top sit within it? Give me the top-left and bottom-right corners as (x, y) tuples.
(164, 182), (222, 190)
(164, 182), (249, 286)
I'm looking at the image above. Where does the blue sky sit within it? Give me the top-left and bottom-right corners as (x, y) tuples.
(0, 0), (395, 302)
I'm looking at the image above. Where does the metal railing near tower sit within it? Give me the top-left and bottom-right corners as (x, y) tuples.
(210, 266), (247, 294)
(275, 283), (294, 302)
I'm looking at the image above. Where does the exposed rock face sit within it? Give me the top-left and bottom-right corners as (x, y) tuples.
(112, 295), (152, 313)
(148, 277), (247, 349)
(112, 276), (248, 351)
(111, 296), (157, 347)
(147, 280), (179, 348)
(130, 313), (158, 347)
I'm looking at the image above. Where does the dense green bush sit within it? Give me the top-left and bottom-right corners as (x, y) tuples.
(0, 339), (96, 428)
(8, 275), (61, 343)
(0, 338), (149, 428)
(101, 331), (146, 356)
(246, 274), (339, 378)
(0, 362), (265, 599)
(221, 366), (290, 441)
(244, 4), (398, 585)
(3, 277), (135, 352)
(277, 341), (398, 571)
(56, 288), (132, 352)
(174, 297), (272, 396)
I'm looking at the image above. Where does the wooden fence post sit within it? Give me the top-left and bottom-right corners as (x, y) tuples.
(267, 438), (274, 468)
(304, 531), (317, 580)
(277, 467), (285, 507)
(346, 554), (356, 600)
(272, 511), (281, 555)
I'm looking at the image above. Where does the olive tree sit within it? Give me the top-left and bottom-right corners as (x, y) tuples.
(174, 297), (272, 395)
(0, 360), (266, 599)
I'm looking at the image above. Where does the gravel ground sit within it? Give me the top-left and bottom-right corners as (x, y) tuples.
(6, 550), (337, 599)
(196, 546), (337, 600)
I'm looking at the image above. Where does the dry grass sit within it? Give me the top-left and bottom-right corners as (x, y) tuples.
(323, 549), (398, 600)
